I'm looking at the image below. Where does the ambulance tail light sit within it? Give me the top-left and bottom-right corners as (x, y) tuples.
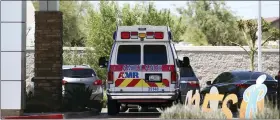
(121, 32), (130, 39)
(107, 71), (113, 84)
(146, 32), (154, 39)
(130, 32), (138, 39)
(154, 32), (164, 39)
(171, 71), (177, 84)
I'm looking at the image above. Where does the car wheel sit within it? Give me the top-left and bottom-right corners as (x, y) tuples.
(107, 99), (119, 115)
(227, 101), (238, 113)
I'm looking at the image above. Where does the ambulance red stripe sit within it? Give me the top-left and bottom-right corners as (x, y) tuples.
(109, 65), (175, 71)
(162, 79), (169, 87)
(126, 79), (141, 87)
(147, 82), (158, 87)
(115, 79), (124, 87)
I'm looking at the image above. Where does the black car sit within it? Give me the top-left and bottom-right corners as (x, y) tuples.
(178, 57), (200, 104)
(200, 71), (278, 112)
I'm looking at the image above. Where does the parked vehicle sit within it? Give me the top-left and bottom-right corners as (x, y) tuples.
(27, 65), (104, 111)
(98, 25), (187, 115)
(62, 65), (103, 101)
(178, 57), (200, 104)
(200, 71), (278, 112)
(275, 70), (280, 80)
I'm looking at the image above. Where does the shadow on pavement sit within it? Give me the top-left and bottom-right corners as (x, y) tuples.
(93, 108), (161, 118)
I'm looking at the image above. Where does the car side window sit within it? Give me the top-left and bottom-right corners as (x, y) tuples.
(213, 72), (235, 84)
(213, 73), (225, 84)
(222, 73), (235, 83)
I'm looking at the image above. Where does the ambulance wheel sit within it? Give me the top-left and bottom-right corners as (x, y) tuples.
(120, 104), (128, 112)
(107, 100), (119, 115)
(138, 106), (148, 112)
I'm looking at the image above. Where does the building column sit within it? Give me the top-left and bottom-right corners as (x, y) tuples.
(1, 1), (26, 116)
(32, 0), (63, 112)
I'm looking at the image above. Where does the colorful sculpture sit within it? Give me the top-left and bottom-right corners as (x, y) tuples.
(243, 74), (267, 119)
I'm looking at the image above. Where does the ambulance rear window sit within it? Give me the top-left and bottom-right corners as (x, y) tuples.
(117, 45), (141, 64)
(144, 45), (167, 64)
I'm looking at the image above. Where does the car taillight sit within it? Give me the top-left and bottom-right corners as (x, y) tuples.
(154, 32), (164, 39)
(121, 32), (130, 39)
(171, 71), (177, 84)
(187, 81), (199, 87)
(71, 68), (84, 70)
(62, 80), (67, 85)
(236, 84), (249, 88)
(107, 71), (113, 84)
(93, 79), (102, 85)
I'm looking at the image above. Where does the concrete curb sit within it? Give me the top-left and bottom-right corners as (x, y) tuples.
(3, 114), (64, 119)
(2, 109), (100, 119)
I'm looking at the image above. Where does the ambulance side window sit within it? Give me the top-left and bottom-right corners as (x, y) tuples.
(117, 45), (141, 65)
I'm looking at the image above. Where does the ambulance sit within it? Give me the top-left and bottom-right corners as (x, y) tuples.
(99, 25), (184, 115)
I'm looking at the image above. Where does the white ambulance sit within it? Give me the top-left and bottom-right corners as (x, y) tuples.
(99, 25), (186, 115)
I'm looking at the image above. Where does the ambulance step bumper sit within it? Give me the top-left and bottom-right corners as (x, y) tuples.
(107, 93), (177, 100)
(111, 96), (172, 99)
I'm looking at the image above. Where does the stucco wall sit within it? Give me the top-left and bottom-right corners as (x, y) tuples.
(26, 46), (279, 89)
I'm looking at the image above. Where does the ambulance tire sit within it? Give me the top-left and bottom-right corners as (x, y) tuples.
(107, 100), (119, 115)
(119, 104), (128, 112)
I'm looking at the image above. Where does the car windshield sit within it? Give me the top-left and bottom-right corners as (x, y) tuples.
(117, 45), (141, 65)
(234, 72), (274, 81)
(63, 68), (96, 78)
(144, 45), (167, 64)
(180, 67), (195, 77)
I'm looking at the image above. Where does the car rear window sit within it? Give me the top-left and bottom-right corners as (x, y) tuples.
(180, 67), (196, 77)
(234, 72), (274, 81)
(63, 69), (96, 78)
(144, 45), (167, 64)
(117, 45), (141, 64)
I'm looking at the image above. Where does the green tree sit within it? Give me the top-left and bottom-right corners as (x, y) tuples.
(177, 1), (245, 46)
(232, 18), (280, 71)
(84, 1), (118, 80)
(32, 1), (90, 47)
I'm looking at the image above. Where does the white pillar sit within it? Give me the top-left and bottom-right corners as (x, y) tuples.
(39, 0), (59, 11)
(257, 1), (262, 72)
(1, 1), (26, 114)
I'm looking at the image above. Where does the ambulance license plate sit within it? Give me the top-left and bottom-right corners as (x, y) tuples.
(145, 74), (162, 82)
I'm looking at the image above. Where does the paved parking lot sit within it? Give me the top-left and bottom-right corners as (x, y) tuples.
(82, 108), (161, 119)
(79, 108), (239, 119)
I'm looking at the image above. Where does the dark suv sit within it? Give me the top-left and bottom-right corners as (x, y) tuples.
(178, 57), (200, 104)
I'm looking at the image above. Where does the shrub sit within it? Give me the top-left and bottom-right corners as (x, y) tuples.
(160, 104), (227, 119)
(101, 90), (107, 108)
(62, 86), (102, 112)
(254, 99), (279, 119)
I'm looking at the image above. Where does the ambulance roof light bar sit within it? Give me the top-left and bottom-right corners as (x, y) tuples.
(113, 31), (171, 41)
